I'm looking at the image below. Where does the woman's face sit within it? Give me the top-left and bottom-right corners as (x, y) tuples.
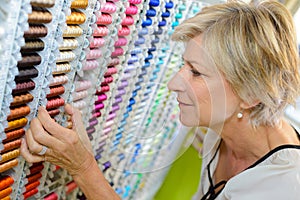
(168, 35), (240, 128)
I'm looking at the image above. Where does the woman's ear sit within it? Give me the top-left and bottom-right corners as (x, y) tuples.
(240, 99), (260, 109)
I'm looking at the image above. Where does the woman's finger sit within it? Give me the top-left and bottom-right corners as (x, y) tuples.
(20, 138), (44, 163)
(30, 118), (62, 149)
(64, 104), (93, 153)
(37, 106), (71, 140)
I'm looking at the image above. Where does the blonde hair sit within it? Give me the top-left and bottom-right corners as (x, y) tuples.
(172, 0), (300, 127)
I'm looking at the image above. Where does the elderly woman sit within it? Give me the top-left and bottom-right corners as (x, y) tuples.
(21, 1), (300, 199)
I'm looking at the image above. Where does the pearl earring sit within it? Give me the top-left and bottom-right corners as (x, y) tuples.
(237, 112), (243, 119)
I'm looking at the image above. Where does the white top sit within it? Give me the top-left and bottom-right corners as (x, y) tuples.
(192, 129), (300, 200)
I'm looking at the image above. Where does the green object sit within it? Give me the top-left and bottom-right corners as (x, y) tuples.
(153, 146), (202, 200)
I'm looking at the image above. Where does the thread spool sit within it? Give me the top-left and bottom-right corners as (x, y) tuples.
(24, 25), (48, 38)
(0, 149), (20, 164)
(0, 186), (12, 199)
(0, 159), (18, 173)
(96, 13), (112, 25)
(63, 25), (83, 37)
(30, 0), (55, 8)
(12, 81), (35, 95)
(71, 0), (88, 9)
(0, 176), (14, 191)
(66, 12), (86, 25)
(7, 105), (30, 121)
(28, 11), (53, 24)
(11, 93), (34, 107)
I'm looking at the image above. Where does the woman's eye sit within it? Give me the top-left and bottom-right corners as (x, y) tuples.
(191, 69), (202, 76)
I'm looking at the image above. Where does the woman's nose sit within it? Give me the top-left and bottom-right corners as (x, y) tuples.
(167, 69), (186, 92)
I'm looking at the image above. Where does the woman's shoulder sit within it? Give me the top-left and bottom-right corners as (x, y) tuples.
(222, 146), (300, 199)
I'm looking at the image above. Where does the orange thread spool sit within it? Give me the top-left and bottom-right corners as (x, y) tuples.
(71, 0), (88, 9)
(0, 195), (11, 200)
(11, 93), (34, 107)
(0, 159), (18, 173)
(46, 98), (65, 110)
(5, 118), (28, 132)
(4, 129), (25, 142)
(66, 12), (86, 24)
(7, 106), (30, 121)
(0, 176), (14, 191)
(0, 187), (12, 199)
(1, 139), (21, 153)
(0, 149), (20, 164)
(46, 86), (65, 98)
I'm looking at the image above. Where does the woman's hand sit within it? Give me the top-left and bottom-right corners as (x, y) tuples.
(20, 104), (94, 176)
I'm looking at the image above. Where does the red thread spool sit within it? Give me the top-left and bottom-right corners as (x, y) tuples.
(46, 98), (65, 110)
(44, 192), (58, 200)
(96, 13), (112, 25)
(24, 180), (40, 193)
(121, 15), (134, 26)
(4, 129), (25, 143)
(125, 5), (138, 15)
(118, 26), (130, 36)
(66, 181), (77, 194)
(23, 188), (38, 199)
(0, 176), (14, 191)
(27, 173), (42, 185)
(48, 109), (60, 117)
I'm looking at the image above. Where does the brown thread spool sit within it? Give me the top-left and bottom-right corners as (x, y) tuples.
(0, 176), (14, 191)
(28, 11), (52, 24)
(3, 129), (25, 143)
(71, 0), (88, 9)
(28, 163), (44, 175)
(66, 12), (86, 25)
(46, 85), (65, 98)
(15, 68), (39, 81)
(5, 118), (28, 132)
(10, 93), (34, 107)
(1, 140), (22, 154)
(63, 25), (83, 37)
(0, 159), (18, 173)
(27, 173), (42, 185)
(0, 149), (20, 164)
(30, 0), (55, 8)
(7, 106), (31, 121)
(12, 81), (35, 95)
(21, 40), (44, 52)
(17, 54), (41, 68)
(24, 25), (48, 38)
(0, 186), (12, 199)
